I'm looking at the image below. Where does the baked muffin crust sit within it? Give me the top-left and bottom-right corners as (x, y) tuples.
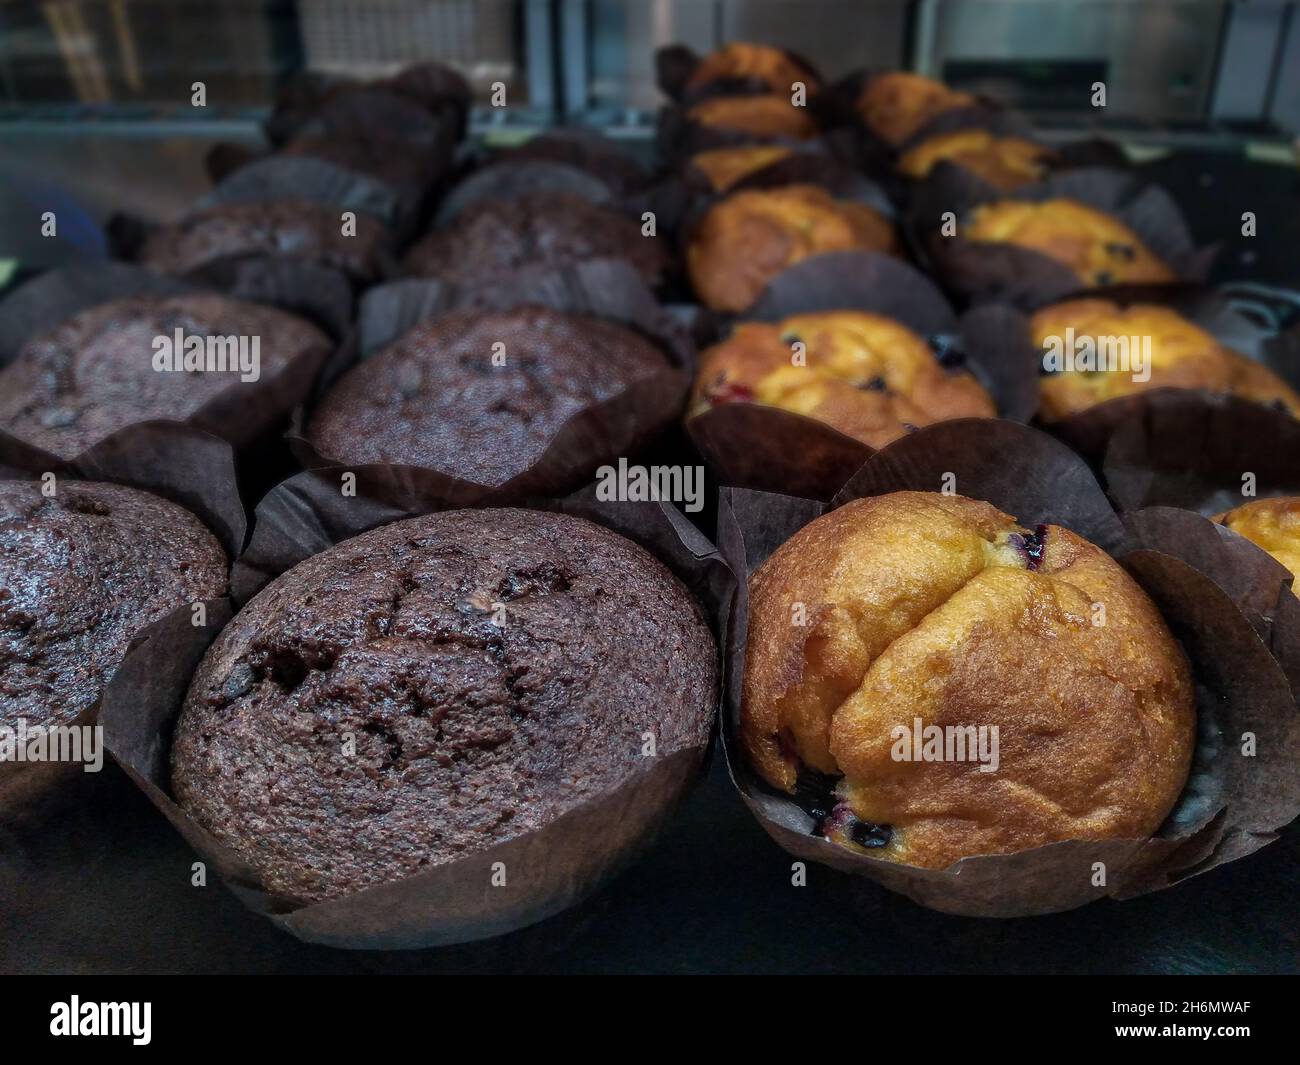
(856, 73), (976, 147)
(686, 94), (819, 140)
(688, 185), (896, 312)
(690, 311), (995, 447)
(1031, 299), (1300, 421)
(689, 145), (795, 191)
(963, 199), (1176, 288)
(686, 42), (818, 94)
(1217, 497), (1300, 595)
(742, 491), (1195, 868)
(898, 129), (1055, 189)
(0, 480), (227, 728)
(171, 508), (717, 903)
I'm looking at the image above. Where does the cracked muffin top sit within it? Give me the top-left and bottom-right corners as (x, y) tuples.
(170, 508), (718, 904)
(137, 198), (388, 284)
(0, 293), (330, 459)
(897, 129), (1056, 190)
(742, 491), (1194, 868)
(403, 191), (669, 286)
(962, 199), (1177, 289)
(686, 94), (819, 141)
(305, 306), (676, 492)
(855, 73), (976, 147)
(689, 311), (995, 447)
(688, 185), (897, 313)
(688, 145), (795, 192)
(0, 480), (228, 729)
(1217, 497), (1300, 596)
(1032, 300), (1300, 421)
(685, 43), (818, 95)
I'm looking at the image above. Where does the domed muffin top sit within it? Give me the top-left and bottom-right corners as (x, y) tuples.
(688, 184), (896, 312)
(742, 491), (1194, 868)
(962, 199), (1177, 288)
(0, 479), (228, 728)
(138, 198), (387, 284)
(0, 293), (330, 459)
(686, 94), (819, 140)
(171, 507), (717, 903)
(403, 191), (668, 286)
(855, 72), (976, 147)
(689, 144), (794, 192)
(897, 129), (1056, 189)
(691, 310), (995, 447)
(1031, 299), (1300, 421)
(1217, 496), (1300, 595)
(305, 306), (674, 490)
(686, 42), (818, 95)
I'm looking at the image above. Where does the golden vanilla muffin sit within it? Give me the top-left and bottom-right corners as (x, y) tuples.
(1217, 497), (1300, 595)
(856, 72), (976, 147)
(689, 311), (995, 447)
(742, 491), (1195, 868)
(897, 129), (1056, 189)
(686, 94), (819, 141)
(688, 184), (897, 312)
(963, 199), (1177, 288)
(1031, 300), (1300, 421)
(689, 145), (794, 191)
(686, 42), (818, 94)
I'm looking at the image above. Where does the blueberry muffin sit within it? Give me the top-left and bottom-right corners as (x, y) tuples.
(743, 491), (1195, 868)
(0, 294), (331, 459)
(137, 199), (387, 284)
(688, 185), (897, 313)
(688, 145), (795, 192)
(686, 42), (818, 95)
(963, 199), (1177, 289)
(306, 307), (676, 494)
(690, 311), (995, 447)
(1, 480), (227, 729)
(404, 191), (668, 287)
(1031, 300), (1300, 421)
(171, 508), (717, 904)
(856, 73), (976, 147)
(686, 95), (819, 141)
(897, 129), (1056, 190)
(1216, 497), (1300, 594)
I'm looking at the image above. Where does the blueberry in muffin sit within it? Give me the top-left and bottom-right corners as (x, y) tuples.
(742, 491), (1195, 868)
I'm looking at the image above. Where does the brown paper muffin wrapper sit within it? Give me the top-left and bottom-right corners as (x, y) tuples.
(105, 477), (730, 949)
(910, 167), (1215, 310)
(490, 129), (651, 197)
(686, 252), (1040, 499)
(0, 262), (337, 519)
(293, 259), (692, 507)
(716, 418), (1300, 916)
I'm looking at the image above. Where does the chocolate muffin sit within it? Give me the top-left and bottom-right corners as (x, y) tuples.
(1217, 497), (1300, 593)
(171, 507), (717, 904)
(856, 72), (976, 147)
(686, 42), (819, 95)
(1, 480), (227, 729)
(897, 129), (1056, 190)
(742, 491), (1195, 868)
(280, 133), (440, 193)
(962, 199), (1176, 289)
(1031, 299), (1300, 421)
(306, 307), (677, 494)
(404, 192), (669, 286)
(137, 199), (388, 284)
(691, 311), (995, 447)
(688, 184), (897, 312)
(0, 294), (331, 459)
(686, 95), (819, 141)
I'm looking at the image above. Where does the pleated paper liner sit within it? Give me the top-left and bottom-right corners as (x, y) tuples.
(289, 259), (692, 508)
(716, 418), (1300, 916)
(103, 475), (730, 950)
(685, 251), (1040, 499)
(910, 167), (1215, 309)
(0, 262), (340, 511)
